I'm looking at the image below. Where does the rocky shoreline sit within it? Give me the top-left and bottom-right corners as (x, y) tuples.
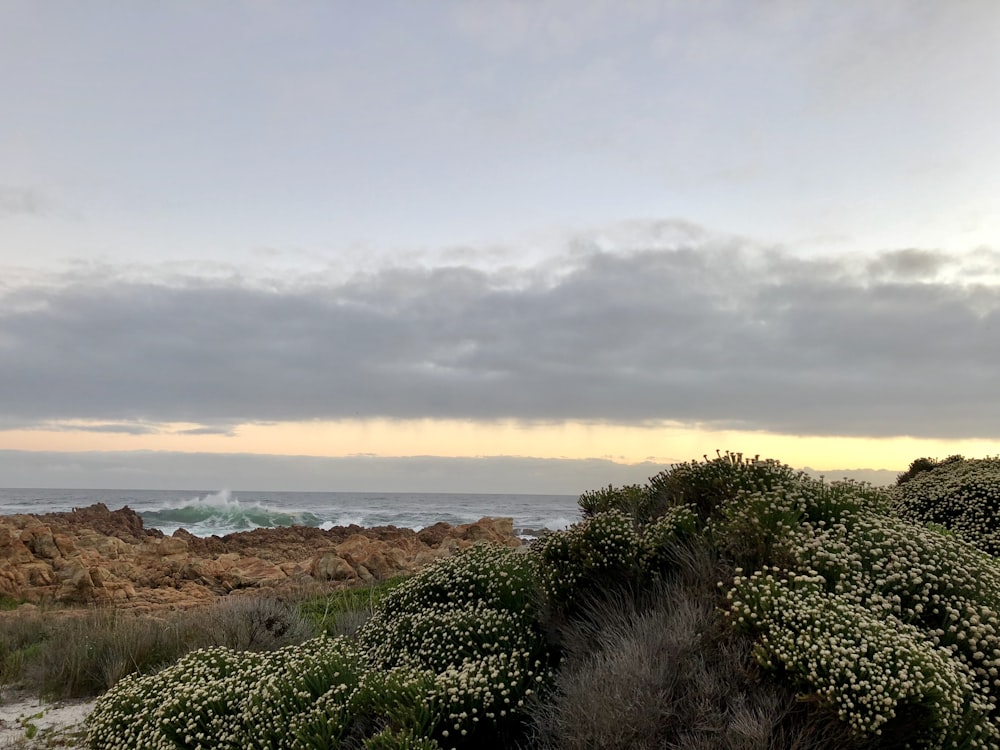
(0, 503), (521, 613)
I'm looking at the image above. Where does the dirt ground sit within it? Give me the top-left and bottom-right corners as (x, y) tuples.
(0, 691), (92, 749)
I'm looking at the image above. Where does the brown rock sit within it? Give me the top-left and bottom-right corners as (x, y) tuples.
(310, 553), (357, 582)
(0, 504), (521, 612)
(26, 529), (61, 560)
(455, 517), (520, 547)
(416, 521), (453, 547)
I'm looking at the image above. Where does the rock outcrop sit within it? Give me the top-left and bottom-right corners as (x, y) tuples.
(0, 504), (520, 612)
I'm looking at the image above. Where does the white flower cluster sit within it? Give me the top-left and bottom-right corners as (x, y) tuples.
(363, 543), (539, 619)
(534, 509), (639, 604)
(727, 569), (994, 746)
(790, 513), (1000, 705)
(356, 545), (552, 744)
(87, 544), (554, 750)
(428, 651), (554, 741)
(361, 599), (534, 674)
(86, 647), (257, 750)
(239, 637), (363, 749)
(718, 465), (1000, 747)
(710, 478), (892, 566)
(637, 503), (699, 573)
(893, 457), (1000, 556)
(86, 639), (363, 750)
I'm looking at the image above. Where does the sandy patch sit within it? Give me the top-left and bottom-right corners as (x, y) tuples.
(0, 690), (93, 749)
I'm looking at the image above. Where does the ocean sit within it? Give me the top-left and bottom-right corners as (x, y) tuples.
(0, 488), (582, 538)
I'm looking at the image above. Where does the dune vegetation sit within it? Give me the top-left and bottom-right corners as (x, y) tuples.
(68, 452), (1000, 748)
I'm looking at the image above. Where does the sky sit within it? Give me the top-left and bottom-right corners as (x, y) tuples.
(2, 1), (999, 493)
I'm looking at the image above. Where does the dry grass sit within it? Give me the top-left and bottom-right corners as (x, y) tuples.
(528, 543), (871, 750)
(0, 594), (317, 702)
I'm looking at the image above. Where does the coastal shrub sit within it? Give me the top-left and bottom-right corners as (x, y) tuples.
(727, 568), (997, 748)
(892, 456), (1000, 555)
(357, 544), (554, 747)
(87, 639), (362, 750)
(896, 454), (965, 485)
(710, 478), (892, 568)
(534, 510), (639, 609)
(788, 512), (1000, 714)
(358, 544), (538, 620)
(636, 502), (699, 575)
(720, 486), (1000, 747)
(345, 667), (440, 742)
(240, 637), (365, 749)
(86, 647), (252, 750)
(578, 483), (660, 523)
(647, 451), (805, 523)
(157, 648), (268, 750)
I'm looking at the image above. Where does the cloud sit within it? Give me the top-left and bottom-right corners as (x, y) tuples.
(40, 422), (162, 436)
(0, 187), (49, 217)
(1, 227), (999, 440)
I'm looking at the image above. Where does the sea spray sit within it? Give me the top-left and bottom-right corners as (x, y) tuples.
(139, 490), (326, 536)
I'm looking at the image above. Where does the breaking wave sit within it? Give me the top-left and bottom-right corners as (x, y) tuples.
(139, 490), (324, 537)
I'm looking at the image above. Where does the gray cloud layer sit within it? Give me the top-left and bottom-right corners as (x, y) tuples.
(2, 234), (999, 439)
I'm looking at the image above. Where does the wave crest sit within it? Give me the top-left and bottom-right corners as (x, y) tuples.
(139, 490), (323, 536)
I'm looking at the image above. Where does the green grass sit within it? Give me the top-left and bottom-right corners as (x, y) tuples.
(298, 575), (409, 636)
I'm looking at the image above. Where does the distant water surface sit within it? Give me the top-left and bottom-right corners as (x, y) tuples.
(0, 488), (581, 538)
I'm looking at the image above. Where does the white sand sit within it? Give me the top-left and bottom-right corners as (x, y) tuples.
(0, 690), (93, 749)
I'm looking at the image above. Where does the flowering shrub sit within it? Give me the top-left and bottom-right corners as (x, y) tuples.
(892, 456), (1000, 556)
(534, 510), (639, 607)
(721, 466), (1000, 746)
(86, 646), (263, 750)
(788, 512), (1000, 714)
(241, 637), (364, 749)
(428, 651), (553, 743)
(373, 543), (537, 616)
(647, 451), (805, 523)
(88, 545), (552, 750)
(357, 544), (554, 747)
(578, 483), (659, 522)
(637, 503), (699, 575)
(727, 568), (995, 747)
(711, 478), (892, 568)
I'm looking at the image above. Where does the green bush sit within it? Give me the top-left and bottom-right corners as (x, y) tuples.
(88, 544), (553, 750)
(648, 451), (804, 523)
(357, 544), (553, 747)
(578, 484), (658, 523)
(241, 637), (365, 749)
(892, 456), (1000, 555)
(534, 510), (639, 609)
(710, 477), (891, 568)
(728, 569), (996, 748)
(636, 503), (699, 575)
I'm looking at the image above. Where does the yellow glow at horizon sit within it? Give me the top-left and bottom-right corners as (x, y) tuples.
(0, 418), (997, 471)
